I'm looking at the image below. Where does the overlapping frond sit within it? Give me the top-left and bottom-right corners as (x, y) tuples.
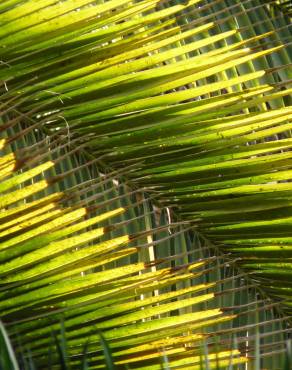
(0, 124), (289, 369)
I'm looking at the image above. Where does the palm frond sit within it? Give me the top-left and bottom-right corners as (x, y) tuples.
(0, 0), (291, 368)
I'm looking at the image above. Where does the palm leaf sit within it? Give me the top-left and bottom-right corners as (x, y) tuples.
(0, 0), (291, 368)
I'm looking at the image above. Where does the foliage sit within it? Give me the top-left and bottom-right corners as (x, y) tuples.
(0, 0), (291, 368)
